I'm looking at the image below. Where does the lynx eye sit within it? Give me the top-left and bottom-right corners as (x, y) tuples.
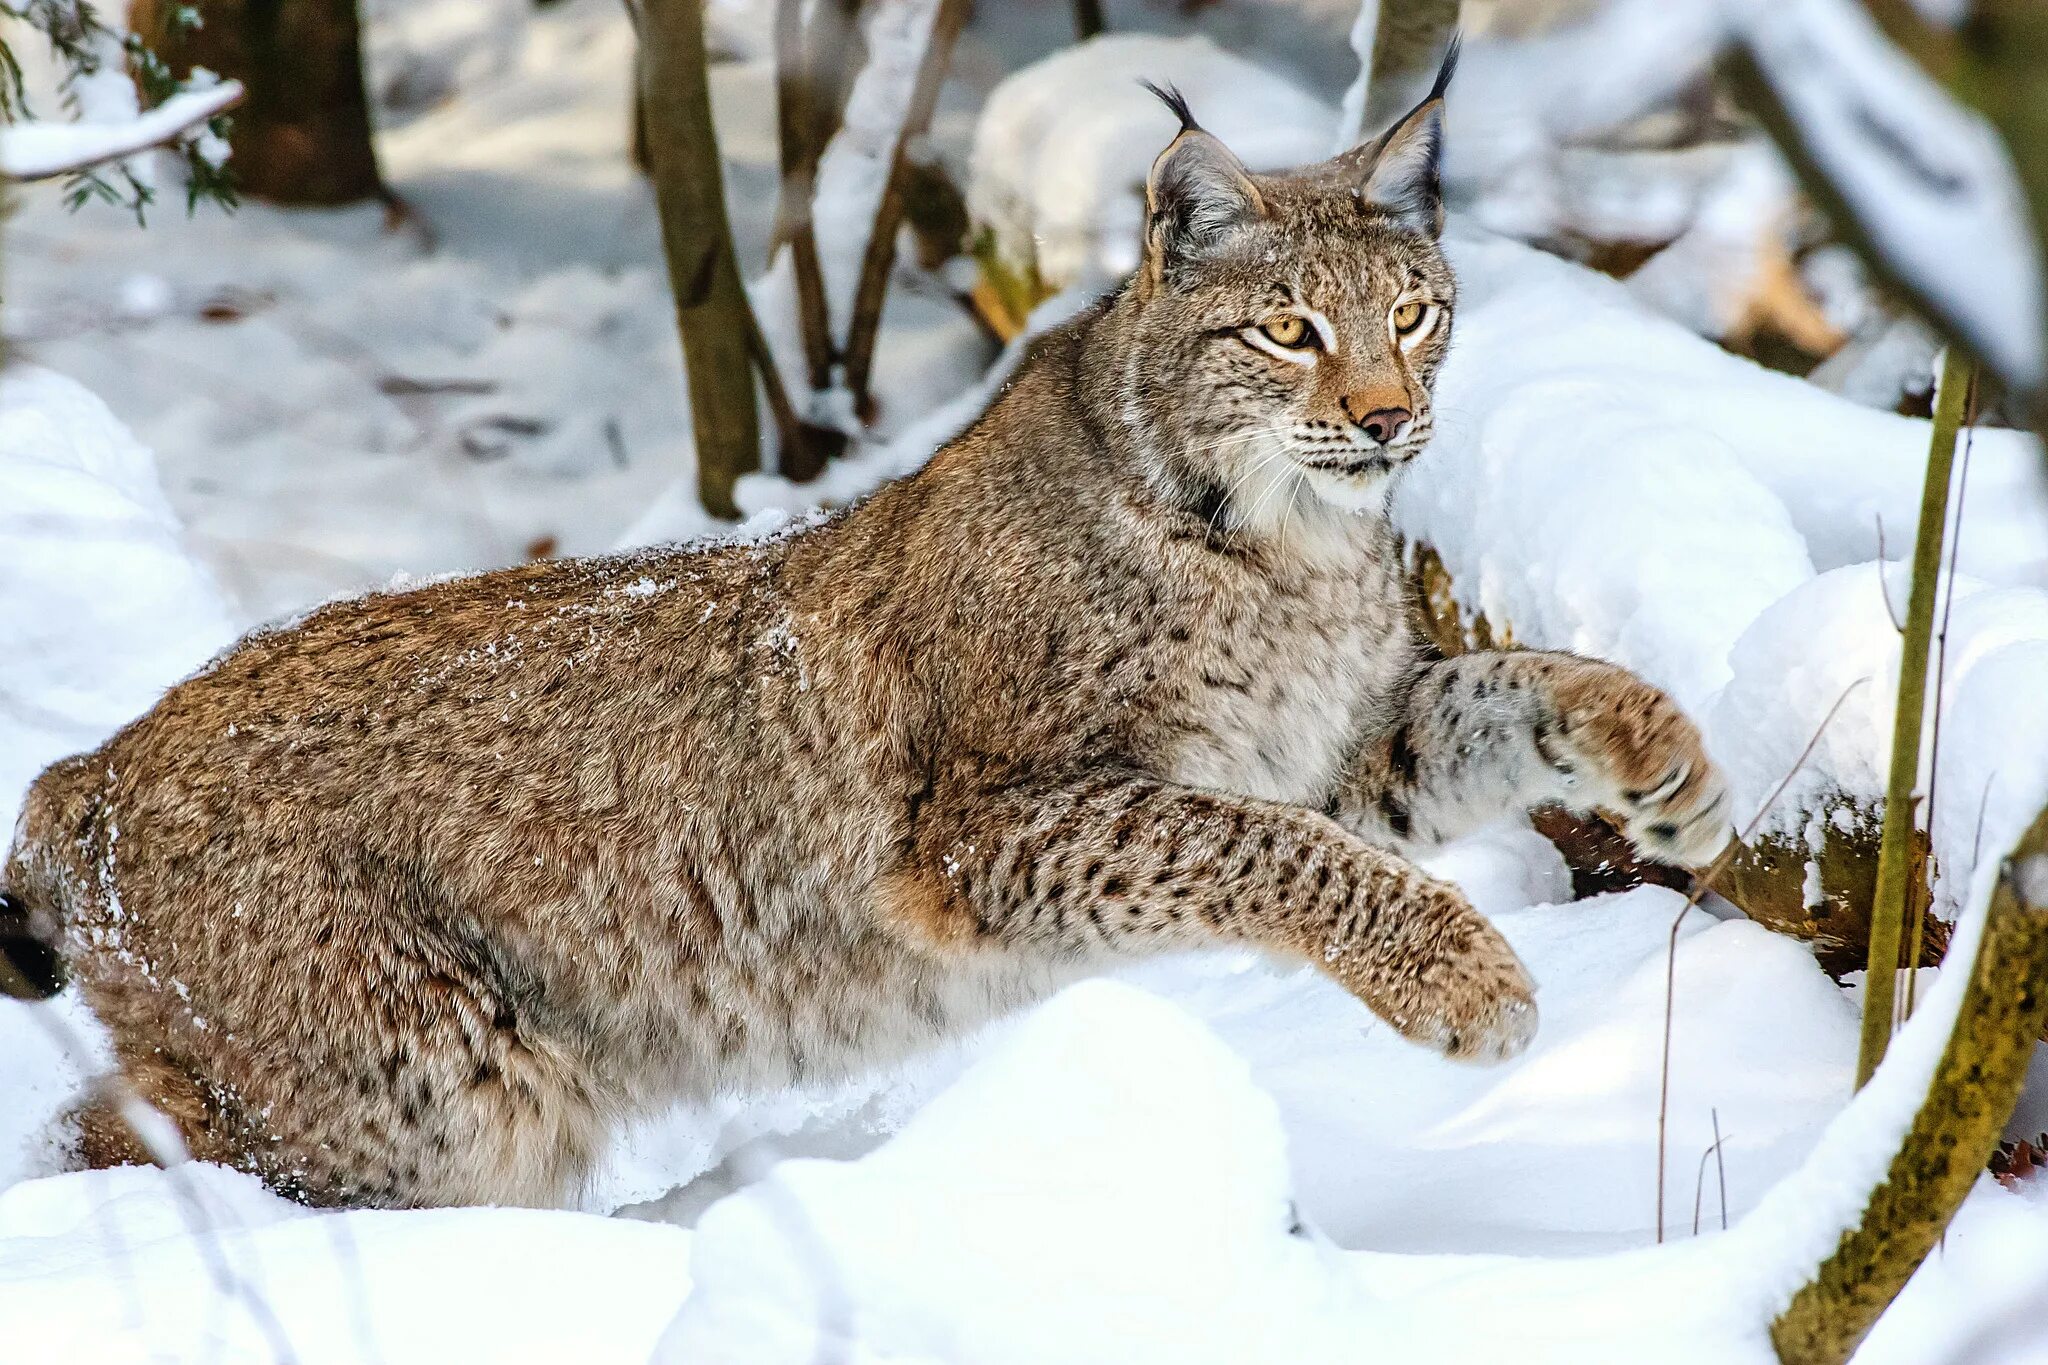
(1259, 314), (1312, 348)
(1391, 301), (1427, 335)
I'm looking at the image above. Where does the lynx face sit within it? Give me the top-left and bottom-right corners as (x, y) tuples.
(1126, 65), (1458, 521)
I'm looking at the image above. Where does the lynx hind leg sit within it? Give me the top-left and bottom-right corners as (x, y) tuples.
(73, 986), (605, 1209)
(1538, 658), (1733, 868)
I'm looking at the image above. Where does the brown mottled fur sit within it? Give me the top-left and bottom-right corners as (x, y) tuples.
(3, 73), (1728, 1208)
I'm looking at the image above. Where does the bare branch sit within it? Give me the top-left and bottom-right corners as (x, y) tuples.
(840, 0), (969, 425)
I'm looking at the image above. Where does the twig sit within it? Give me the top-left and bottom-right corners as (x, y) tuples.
(1873, 516), (1905, 632)
(1690, 1112), (1733, 1237)
(1713, 1106), (1730, 1232)
(1857, 348), (1970, 1087)
(840, 0), (970, 424)
(1656, 679), (1867, 1243)
(742, 299), (810, 472)
(771, 0), (838, 392)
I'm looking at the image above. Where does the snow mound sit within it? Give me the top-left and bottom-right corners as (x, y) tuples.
(1709, 564), (2048, 893)
(1394, 234), (1816, 715)
(0, 1160), (692, 1363)
(656, 979), (1332, 1363)
(968, 33), (1337, 290)
(1394, 231), (2048, 907)
(0, 365), (236, 841)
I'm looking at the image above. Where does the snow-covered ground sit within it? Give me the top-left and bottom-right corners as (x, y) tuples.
(4, 0), (2048, 1360)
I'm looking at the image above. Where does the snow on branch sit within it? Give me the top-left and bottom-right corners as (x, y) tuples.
(1726, 0), (2045, 393)
(0, 76), (239, 180)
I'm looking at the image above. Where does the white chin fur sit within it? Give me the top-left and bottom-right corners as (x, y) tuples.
(1298, 465), (1394, 514)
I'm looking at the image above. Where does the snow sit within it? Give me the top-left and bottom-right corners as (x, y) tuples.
(0, 82), (243, 181)
(0, 1162), (694, 1362)
(967, 33), (1337, 290)
(3, 1), (2048, 1360)
(0, 366), (236, 842)
(1729, 0), (2047, 392)
(8, 909), (2033, 1362)
(1394, 230), (2048, 900)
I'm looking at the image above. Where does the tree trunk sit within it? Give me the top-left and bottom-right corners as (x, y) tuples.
(639, 0), (761, 519)
(1772, 805), (2048, 1364)
(1360, 0), (1459, 138)
(132, 0), (383, 205)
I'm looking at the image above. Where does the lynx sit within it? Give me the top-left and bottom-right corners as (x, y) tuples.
(2, 58), (1729, 1209)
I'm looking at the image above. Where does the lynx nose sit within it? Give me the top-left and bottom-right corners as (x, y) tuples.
(1342, 397), (1411, 445)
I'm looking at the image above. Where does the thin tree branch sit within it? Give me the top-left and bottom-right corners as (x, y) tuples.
(1906, 371), (1978, 1017)
(772, 0), (838, 393)
(743, 298), (806, 471)
(840, 0), (969, 425)
(0, 80), (243, 181)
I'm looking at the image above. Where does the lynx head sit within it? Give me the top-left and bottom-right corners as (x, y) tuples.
(1117, 46), (1458, 525)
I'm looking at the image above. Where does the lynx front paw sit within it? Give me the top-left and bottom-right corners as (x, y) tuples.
(1338, 888), (1539, 1064)
(1404, 932), (1539, 1064)
(1541, 663), (1733, 870)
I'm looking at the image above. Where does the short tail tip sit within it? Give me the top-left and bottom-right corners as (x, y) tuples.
(1, 891), (66, 1000)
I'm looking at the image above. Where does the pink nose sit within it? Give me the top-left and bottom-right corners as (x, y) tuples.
(1345, 402), (1411, 445)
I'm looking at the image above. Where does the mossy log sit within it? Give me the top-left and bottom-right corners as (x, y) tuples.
(1771, 805), (2048, 1364)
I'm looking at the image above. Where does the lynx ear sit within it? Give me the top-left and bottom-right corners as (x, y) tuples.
(1336, 37), (1458, 237)
(1141, 83), (1265, 279)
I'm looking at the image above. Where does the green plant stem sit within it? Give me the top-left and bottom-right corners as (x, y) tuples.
(1856, 348), (1969, 1088)
(1775, 805), (2048, 1364)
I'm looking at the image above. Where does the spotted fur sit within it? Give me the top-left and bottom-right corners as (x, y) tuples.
(1, 72), (1727, 1208)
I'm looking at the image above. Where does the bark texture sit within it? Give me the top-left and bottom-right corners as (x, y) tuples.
(1361, 0), (1460, 138)
(640, 0), (761, 519)
(132, 0), (382, 205)
(1772, 805), (2048, 1364)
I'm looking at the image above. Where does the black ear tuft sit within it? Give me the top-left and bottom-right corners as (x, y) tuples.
(1140, 80), (1200, 134)
(1426, 32), (1462, 105)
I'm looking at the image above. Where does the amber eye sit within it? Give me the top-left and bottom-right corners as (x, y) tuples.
(1392, 300), (1427, 335)
(1259, 314), (1312, 348)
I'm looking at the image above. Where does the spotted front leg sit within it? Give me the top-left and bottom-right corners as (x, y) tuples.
(1339, 651), (1732, 869)
(887, 770), (1539, 1063)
